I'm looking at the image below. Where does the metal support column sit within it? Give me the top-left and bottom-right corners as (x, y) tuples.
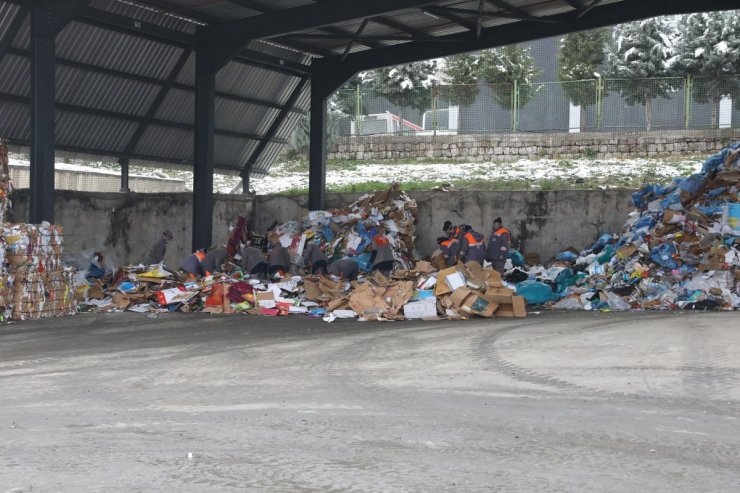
(241, 174), (250, 194)
(119, 157), (130, 192)
(308, 78), (328, 211)
(30, 0), (56, 224)
(192, 36), (215, 251)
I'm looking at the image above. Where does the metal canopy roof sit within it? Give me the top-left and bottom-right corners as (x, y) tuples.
(0, 0), (735, 178)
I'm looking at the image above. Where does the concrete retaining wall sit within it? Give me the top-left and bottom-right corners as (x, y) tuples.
(11, 190), (253, 269)
(7, 188), (635, 268)
(329, 129), (740, 162)
(254, 189), (636, 262)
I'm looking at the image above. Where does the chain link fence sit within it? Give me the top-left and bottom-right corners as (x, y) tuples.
(333, 76), (740, 137)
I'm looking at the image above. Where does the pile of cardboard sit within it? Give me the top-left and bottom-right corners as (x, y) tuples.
(2, 222), (77, 320)
(521, 143), (740, 311)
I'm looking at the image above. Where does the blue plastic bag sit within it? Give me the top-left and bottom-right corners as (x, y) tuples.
(507, 250), (525, 267)
(516, 280), (559, 305)
(555, 251), (578, 262)
(651, 243), (678, 269)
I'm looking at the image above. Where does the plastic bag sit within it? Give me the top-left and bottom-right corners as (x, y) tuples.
(650, 243), (678, 269)
(552, 297), (584, 310)
(516, 280), (559, 305)
(507, 250), (525, 267)
(555, 251), (578, 262)
(678, 173), (705, 194)
(605, 291), (630, 311)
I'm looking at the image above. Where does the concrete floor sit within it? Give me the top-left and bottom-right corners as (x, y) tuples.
(1, 311), (739, 492)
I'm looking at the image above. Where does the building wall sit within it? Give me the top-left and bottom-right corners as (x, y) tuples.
(9, 165), (187, 193)
(330, 129), (739, 161)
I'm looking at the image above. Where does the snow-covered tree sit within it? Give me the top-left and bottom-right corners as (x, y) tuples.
(606, 18), (677, 130)
(439, 53), (481, 107)
(557, 28), (609, 130)
(363, 61), (438, 113)
(672, 11), (740, 125)
(478, 45), (542, 117)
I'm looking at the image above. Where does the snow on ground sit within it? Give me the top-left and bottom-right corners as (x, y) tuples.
(250, 157), (703, 194)
(7, 153), (703, 195)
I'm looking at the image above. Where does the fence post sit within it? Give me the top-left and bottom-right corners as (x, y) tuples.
(684, 75), (692, 130)
(354, 84), (362, 136)
(513, 80), (519, 132)
(432, 81), (438, 137)
(596, 77), (604, 131)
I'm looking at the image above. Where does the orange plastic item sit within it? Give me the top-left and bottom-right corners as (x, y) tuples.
(205, 283), (224, 307)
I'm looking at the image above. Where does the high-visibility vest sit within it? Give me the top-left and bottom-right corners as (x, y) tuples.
(195, 251), (206, 262)
(494, 227), (510, 236)
(441, 238), (456, 249)
(464, 232), (483, 246)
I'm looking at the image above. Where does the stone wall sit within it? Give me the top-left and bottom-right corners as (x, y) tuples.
(329, 129), (740, 162)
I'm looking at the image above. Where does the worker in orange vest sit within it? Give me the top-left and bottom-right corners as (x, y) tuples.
(485, 217), (511, 274)
(179, 249), (206, 278)
(459, 225), (486, 265)
(436, 235), (460, 268)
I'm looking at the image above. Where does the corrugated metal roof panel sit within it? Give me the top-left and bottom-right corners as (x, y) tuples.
(0, 100), (30, 141)
(0, 53), (30, 96)
(171, 1), (259, 20)
(214, 134), (257, 166)
(134, 124), (193, 162)
(56, 21), (183, 80)
(11, 13), (29, 50)
(56, 65), (161, 117)
(55, 111), (138, 153)
(216, 61), (301, 103)
(154, 88), (193, 124)
(92, 0), (198, 33)
(0, 2), (19, 40)
(216, 100), (276, 136)
(175, 50), (195, 85)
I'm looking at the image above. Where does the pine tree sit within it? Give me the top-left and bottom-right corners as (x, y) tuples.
(478, 45), (542, 129)
(557, 28), (609, 130)
(363, 60), (438, 113)
(440, 53), (481, 107)
(672, 11), (740, 126)
(606, 18), (677, 131)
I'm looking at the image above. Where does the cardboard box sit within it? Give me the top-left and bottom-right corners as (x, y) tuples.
(450, 287), (498, 318)
(403, 299), (437, 319)
(256, 291), (276, 308)
(435, 266), (464, 296)
(495, 295), (526, 318)
(485, 287), (514, 297)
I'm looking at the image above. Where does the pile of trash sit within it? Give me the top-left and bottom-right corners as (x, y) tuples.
(78, 259), (526, 321)
(514, 143), (740, 311)
(77, 181), (526, 321)
(269, 183), (418, 270)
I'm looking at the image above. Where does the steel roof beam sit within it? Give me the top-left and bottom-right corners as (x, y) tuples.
(326, 0), (739, 77)
(371, 16), (431, 40)
(203, 0), (442, 69)
(422, 6), (478, 32)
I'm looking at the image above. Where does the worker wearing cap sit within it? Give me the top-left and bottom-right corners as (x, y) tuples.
(202, 246), (231, 275)
(485, 217), (511, 274)
(241, 246), (267, 278)
(459, 224), (486, 265)
(328, 257), (359, 281)
(145, 230), (173, 265)
(179, 249), (206, 278)
(303, 241), (329, 275)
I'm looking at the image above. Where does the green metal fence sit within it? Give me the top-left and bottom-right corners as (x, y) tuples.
(332, 76), (740, 137)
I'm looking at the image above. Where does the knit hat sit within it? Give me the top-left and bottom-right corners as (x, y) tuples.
(494, 217), (502, 224)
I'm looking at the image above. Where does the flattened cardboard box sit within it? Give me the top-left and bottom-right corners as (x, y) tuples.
(450, 287), (498, 318)
(495, 295), (526, 318)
